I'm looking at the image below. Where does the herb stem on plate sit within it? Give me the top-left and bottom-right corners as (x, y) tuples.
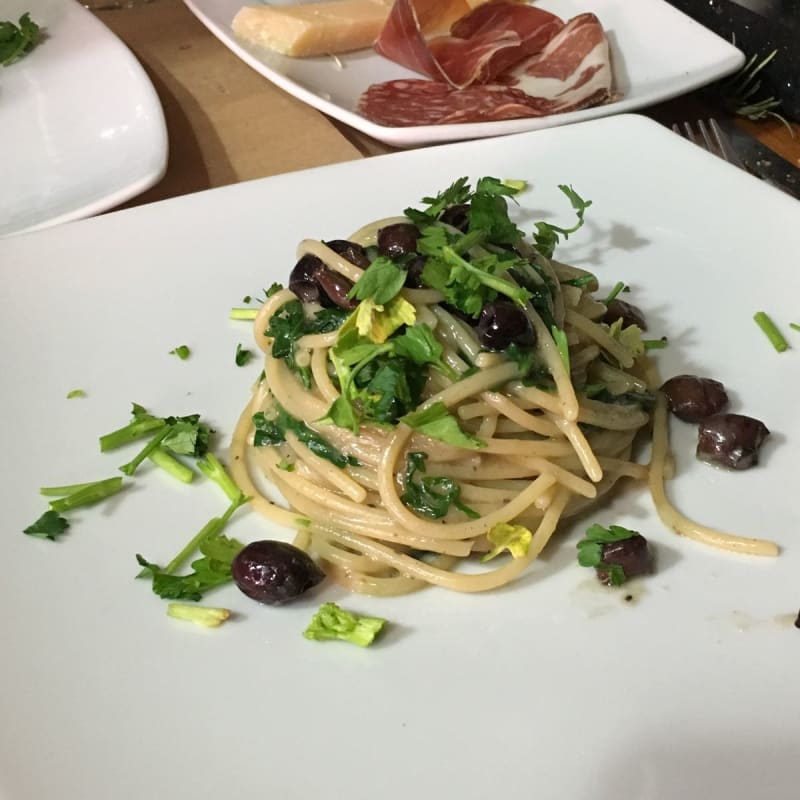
(753, 311), (789, 352)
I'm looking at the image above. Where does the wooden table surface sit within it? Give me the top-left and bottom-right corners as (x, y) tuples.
(96, 0), (800, 210)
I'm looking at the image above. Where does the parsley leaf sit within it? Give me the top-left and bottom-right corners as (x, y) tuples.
(266, 302), (350, 386)
(169, 345), (191, 360)
(400, 452), (478, 520)
(576, 523), (639, 587)
(253, 407), (358, 468)
(0, 13), (40, 67)
(400, 401), (485, 450)
(404, 176), (471, 226)
(235, 343), (253, 367)
(533, 185), (592, 259)
(23, 510), (69, 540)
(347, 257), (406, 305)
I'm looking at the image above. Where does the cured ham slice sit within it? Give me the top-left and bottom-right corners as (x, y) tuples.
(375, 0), (563, 89)
(516, 13), (610, 83)
(360, 7), (613, 127)
(358, 78), (609, 127)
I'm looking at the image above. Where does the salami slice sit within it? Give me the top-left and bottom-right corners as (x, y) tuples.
(358, 78), (609, 127)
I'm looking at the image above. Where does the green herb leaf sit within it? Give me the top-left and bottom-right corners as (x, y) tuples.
(235, 343), (253, 367)
(66, 389), (86, 399)
(400, 401), (485, 450)
(169, 345), (191, 360)
(0, 13), (40, 67)
(23, 510), (69, 540)
(303, 602), (386, 647)
(253, 407), (358, 468)
(347, 256), (407, 305)
(400, 452), (479, 520)
(266, 300), (312, 387)
(533, 184), (592, 258)
(404, 176), (471, 225)
(576, 523), (639, 584)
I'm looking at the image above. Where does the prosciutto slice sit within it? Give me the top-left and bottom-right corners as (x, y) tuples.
(376, 0), (563, 89)
(360, 7), (612, 127)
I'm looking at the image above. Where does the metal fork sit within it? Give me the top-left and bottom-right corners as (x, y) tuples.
(671, 118), (745, 169)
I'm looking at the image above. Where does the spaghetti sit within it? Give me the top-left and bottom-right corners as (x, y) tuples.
(230, 178), (777, 596)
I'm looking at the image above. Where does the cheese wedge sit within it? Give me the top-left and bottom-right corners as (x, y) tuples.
(232, 0), (394, 57)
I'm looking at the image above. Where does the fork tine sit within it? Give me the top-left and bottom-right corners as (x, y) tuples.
(680, 120), (698, 145)
(708, 118), (736, 164)
(696, 119), (718, 158)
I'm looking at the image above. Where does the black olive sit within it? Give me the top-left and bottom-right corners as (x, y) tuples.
(697, 413), (770, 470)
(324, 239), (370, 269)
(377, 223), (419, 259)
(597, 534), (651, 586)
(232, 540), (325, 605)
(316, 267), (357, 310)
(603, 299), (647, 330)
(440, 203), (470, 232)
(405, 255), (426, 288)
(476, 301), (535, 351)
(288, 253), (325, 303)
(661, 375), (728, 423)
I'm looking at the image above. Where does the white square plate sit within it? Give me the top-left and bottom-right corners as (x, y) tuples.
(1, 115), (798, 800)
(183, 0), (744, 147)
(0, 0), (168, 238)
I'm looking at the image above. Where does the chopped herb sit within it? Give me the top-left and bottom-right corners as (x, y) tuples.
(48, 477), (124, 513)
(419, 233), (531, 316)
(400, 401), (485, 450)
(481, 522), (532, 563)
(353, 295), (416, 343)
(253, 406), (358, 469)
(23, 510), (69, 541)
(303, 602), (386, 647)
(137, 494), (247, 600)
(643, 337), (668, 351)
(264, 282), (283, 299)
(532, 185), (592, 259)
(400, 452), (479, 520)
(561, 274), (596, 289)
(0, 13), (40, 67)
(576, 523), (639, 587)
(404, 176), (472, 226)
(40, 481), (100, 497)
(169, 345), (191, 360)
(196, 453), (244, 502)
(230, 308), (258, 320)
(235, 343), (253, 367)
(608, 318), (645, 359)
(148, 448), (194, 484)
(167, 603), (231, 628)
(347, 257), (407, 305)
(242, 295), (252, 304)
(99, 405), (167, 452)
(604, 281), (628, 305)
(265, 300), (312, 387)
(66, 389), (86, 399)
(550, 326), (570, 372)
(790, 322), (800, 333)
(753, 311), (789, 352)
